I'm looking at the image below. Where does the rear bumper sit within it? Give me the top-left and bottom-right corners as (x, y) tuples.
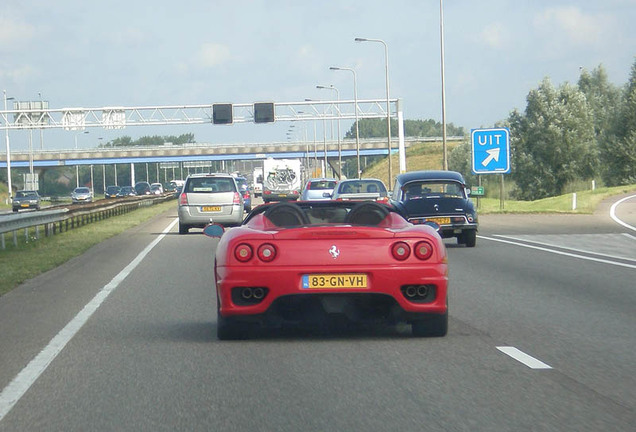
(178, 204), (243, 227)
(216, 264), (448, 323)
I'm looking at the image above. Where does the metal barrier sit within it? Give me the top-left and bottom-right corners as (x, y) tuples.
(0, 196), (172, 249)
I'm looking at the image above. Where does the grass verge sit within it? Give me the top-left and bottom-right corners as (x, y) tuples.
(475, 185), (636, 214)
(0, 200), (176, 297)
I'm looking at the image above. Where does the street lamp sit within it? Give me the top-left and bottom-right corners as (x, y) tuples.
(439, 0), (448, 170)
(74, 131), (89, 187)
(316, 85), (342, 179)
(355, 37), (393, 185)
(3, 90), (15, 203)
(330, 66), (360, 178)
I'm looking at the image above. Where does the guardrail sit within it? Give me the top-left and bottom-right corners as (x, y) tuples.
(0, 196), (172, 250)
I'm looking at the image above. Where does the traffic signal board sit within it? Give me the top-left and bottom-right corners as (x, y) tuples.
(254, 102), (275, 123)
(213, 104), (233, 124)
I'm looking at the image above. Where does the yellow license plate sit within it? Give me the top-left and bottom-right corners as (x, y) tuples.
(302, 274), (367, 289)
(201, 206), (222, 212)
(426, 217), (450, 225)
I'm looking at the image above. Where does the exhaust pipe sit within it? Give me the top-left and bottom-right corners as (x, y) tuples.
(253, 287), (265, 299)
(417, 286), (429, 297)
(405, 286), (417, 298)
(241, 288), (253, 300)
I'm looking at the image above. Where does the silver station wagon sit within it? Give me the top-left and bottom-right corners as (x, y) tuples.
(177, 173), (244, 234)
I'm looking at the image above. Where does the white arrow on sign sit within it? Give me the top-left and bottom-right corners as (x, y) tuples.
(482, 147), (500, 167)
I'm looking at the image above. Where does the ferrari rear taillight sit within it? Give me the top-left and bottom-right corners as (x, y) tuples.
(179, 193), (188, 205)
(234, 243), (253, 262)
(257, 243), (277, 262)
(414, 241), (434, 260)
(233, 192), (241, 204)
(376, 196), (389, 204)
(391, 242), (411, 260)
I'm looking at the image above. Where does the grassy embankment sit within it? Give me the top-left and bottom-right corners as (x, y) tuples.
(0, 199), (176, 296)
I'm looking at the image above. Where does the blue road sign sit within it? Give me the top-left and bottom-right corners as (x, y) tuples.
(471, 128), (510, 174)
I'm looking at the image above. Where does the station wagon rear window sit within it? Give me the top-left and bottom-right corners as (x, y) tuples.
(187, 178), (236, 193)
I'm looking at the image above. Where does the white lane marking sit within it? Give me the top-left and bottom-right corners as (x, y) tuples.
(478, 235), (636, 270)
(491, 234), (636, 263)
(0, 218), (179, 422)
(497, 346), (552, 369)
(610, 194), (636, 232)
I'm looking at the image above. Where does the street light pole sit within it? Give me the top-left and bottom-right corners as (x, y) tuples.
(440, 0), (448, 170)
(355, 37), (392, 185)
(74, 130), (89, 187)
(330, 66), (360, 178)
(316, 85), (342, 179)
(3, 90), (15, 203)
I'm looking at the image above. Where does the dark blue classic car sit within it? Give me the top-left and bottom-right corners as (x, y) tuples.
(390, 170), (478, 247)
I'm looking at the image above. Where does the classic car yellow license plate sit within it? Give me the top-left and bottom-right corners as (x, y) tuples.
(426, 217), (451, 225)
(302, 274), (368, 289)
(201, 206), (222, 212)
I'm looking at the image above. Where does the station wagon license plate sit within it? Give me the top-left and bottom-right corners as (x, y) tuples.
(302, 274), (367, 289)
(201, 206), (222, 212)
(425, 217), (451, 225)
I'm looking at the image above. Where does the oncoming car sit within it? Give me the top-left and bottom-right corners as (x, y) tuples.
(178, 173), (244, 234)
(204, 200), (448, 340)
(104, 185), (121, 198)
(71, 187), (93, 204)
(391, 170), (478, 247)
(12, 190), (41, 212)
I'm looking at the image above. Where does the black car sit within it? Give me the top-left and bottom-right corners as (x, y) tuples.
(117, 186), (137, 197)
(12, 190), (41, 212)
(390, 170), (478, 247)
(134, 181), (152, 195)
(104, 185), (121, 198)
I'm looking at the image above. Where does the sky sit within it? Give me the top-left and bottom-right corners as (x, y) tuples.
(1, 0), (635, 151)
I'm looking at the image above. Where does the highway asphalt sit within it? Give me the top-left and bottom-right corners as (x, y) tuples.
(0, 194), (634, 431)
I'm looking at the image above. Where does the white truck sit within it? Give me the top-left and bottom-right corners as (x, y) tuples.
(252, 167), (263, 197)
(262, 158), (302, 203)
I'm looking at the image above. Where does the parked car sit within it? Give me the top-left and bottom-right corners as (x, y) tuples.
(300, 178), (338, 201)
(134, 181), (152, 195)
(12, 190), (41, 212)
(117, 186), (136, 197)
(177, 173), (244, 234)
(203, 200), (448, 340)
(104, 185), (121, 198)
(150, 183), (164, 195)
(390, 170), (478, 247)
(71, 187), (93, 204)
(234, 176), (252, 212)
(330, 178), (389, 203)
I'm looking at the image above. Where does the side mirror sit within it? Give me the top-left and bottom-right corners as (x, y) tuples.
(203, 223), (225, 238)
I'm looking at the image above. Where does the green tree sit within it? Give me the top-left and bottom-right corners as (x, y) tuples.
(604, 59), (636, 185)
(344, 118), (465, 139)
(578, 65), (623, 186)
(509, 78), (597, 200)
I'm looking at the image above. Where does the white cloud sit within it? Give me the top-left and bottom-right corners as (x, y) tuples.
(0, 17), (36, 50)
(197, 42), (231, 68)
(479, 22), (508, 50)
(533, 6), (609, 46)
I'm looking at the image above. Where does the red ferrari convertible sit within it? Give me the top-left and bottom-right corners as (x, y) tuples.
(204, 201), (448, 339)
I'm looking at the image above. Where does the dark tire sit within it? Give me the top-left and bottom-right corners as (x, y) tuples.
(217, 310), (250, 340)
(411, 311), (448, 337)
(462, 230), (477, 247)
(178, 222), (189, 234)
